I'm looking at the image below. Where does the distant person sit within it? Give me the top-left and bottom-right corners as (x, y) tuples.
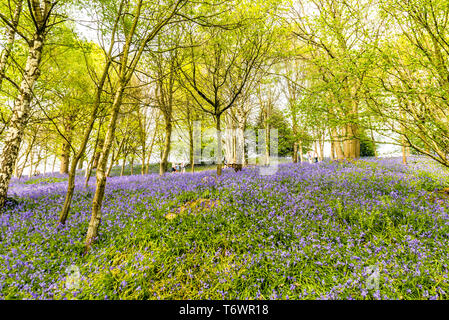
(181, 161), (186, 173)
(170, 164), (177, 173)
(313, 151), (319, 163)
(307, 151), (313, 164)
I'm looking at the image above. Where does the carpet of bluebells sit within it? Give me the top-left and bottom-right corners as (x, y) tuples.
(1, 157), (449, 300)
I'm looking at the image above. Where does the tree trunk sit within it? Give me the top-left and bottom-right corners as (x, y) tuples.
(343, 104), (360, 160)
(106, 152), (115, 178)
(78, 156), (84, 170)
(330, 140), (336, 161)
(265, 120), (270, 166)
(292, 117), (299, 163)
(121, 156), (126, 176)
(145, 124), (157, 174)
(236, 109), (246, 166)
(130, 157), (134, 175)
(60, 163), (79, 229)
(159, 115), (172, 176)
(372, 136), (378, 158)
(141, 150), (146, 175)
(85, 83), (125, 253)
(0, 0), (23, 90)
(17, 134), (35, 179)
(318, 132), (324, 162)
(84, 0), (168, 251)
(13, 157), (19, 178)
(84, 153), (95, 187)
(92, 138), (103, 170)
(84, 126), (102, 186)
(293, 142), (298, 163)
(43, 147), (48, 175)
(34, 149), (43, 175)
(29, 150), (34, 178)
(52, 154), (56, 173)
(216, 114), (223, 176)
(224, 121), (234, 164)
(59, 139), (70, 174)
(402, 136), (407, 165)
(60, 109), (106, 224)
(332, 128), (345, 160)
(189, 122), (194, 172)
(106, 137), (126, 178)
(298, 143), (304, 163)
(0, 32), (45, 209)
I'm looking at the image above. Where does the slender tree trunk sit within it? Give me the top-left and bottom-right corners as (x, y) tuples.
(265, 119), (270, 166)
(85, 83), (125, 252)
(84, 0), (174, 251)
(0, 32), (45, 209)
(293, 142), (298, 163)
(106, 137), (125, 178)
(13, 157), (19, 178)
(298, 143), (304, 163)
(60, 117), (74, 175)
(141, 142), (146, 175)
(51, 154), (56, 173)
(92, 139), (103, 170)
(244, 137), (249, 166)
(85, 125), (102, 186)
(330, 140), (336, 161)
(224, 121), (233, 164)
(34, 149), (42, 175)
(146, 149), (152, 174)
(121, 156), (126, 176)
(236, 126), (244, 166)
(145, 160), (150, 175)
(18, 134), (35, 178)
(236, 109), (246, 166)
(0, 0), (23, 90)
(78, 156), (84, 170)
(216, 114), (223, 176)
(130, 157), (134, 175)
(59, 139), (71, 174)
(189, 123), (194, 171)
(29, 150), (34, 178)
(84, 153), (95, 188)
(371, 130), (378, 158)
(318, 132), (324, 161)
(145, 124), (158, 174)
(343, 102), (360, 159)
(106, 151), (115, 178)
(60, 163), (77, 223)
(332, 128), (345, 160)
(60, 107), (105, 224)
(402, 135), (407, 165)
(159, 115), (172, 176)
(292, 118), (299, 163)
(401, 114), (408, 164)
(140, 146), (146, 175)
(43, 147), (48, 175)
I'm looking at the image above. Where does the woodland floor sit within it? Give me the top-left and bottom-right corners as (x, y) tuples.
(1, 157), (449, 299)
